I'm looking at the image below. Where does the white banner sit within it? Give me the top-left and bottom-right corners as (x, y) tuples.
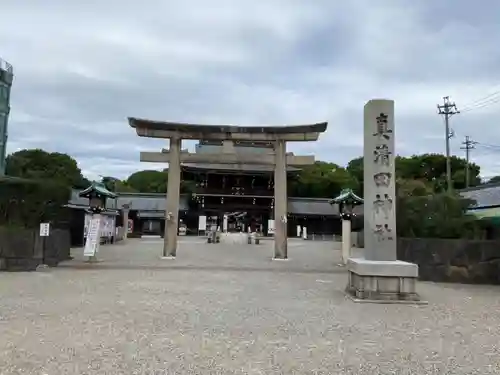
(84, 213), (92, 238)
(198, 215), (207, 231)
(110, 216), (116, 238)
(84, 215), (101, 257)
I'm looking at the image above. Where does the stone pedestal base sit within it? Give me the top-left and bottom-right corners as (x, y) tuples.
(346, 258), (424, 303)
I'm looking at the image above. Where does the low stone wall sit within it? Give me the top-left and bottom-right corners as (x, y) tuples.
(0, 227), (71, 271)
(397, 238), (500, 285)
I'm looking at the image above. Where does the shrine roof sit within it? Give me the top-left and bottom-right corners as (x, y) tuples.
(129, 118), (328, 140)
(78, 181), (117, 199)
(329, 188), (364, 204)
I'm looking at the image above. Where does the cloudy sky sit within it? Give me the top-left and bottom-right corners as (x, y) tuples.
(2, 0), (500, 180)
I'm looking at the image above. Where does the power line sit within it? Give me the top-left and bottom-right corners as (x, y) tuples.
(461, 96), (500, 113)
(461, 90), (500, 108)
(460, 135), (477, 188)
(460, 90), (500, 113)
(437, 96), (459, 192)
(476, 142), (500, 150)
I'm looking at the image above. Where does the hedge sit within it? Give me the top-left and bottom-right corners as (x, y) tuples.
(0, 176), (71, 229)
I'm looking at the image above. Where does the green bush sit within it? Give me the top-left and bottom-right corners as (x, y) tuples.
(397, 192), (481, 239)
(0, 176), (71, 229)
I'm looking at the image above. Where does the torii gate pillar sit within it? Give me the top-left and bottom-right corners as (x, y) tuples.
(163, 137), (181, 257)
(273, 139), (288, 259)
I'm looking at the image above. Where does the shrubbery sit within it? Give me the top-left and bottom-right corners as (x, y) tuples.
(397, 192), (482, 239)
(0, 176), (71, 229)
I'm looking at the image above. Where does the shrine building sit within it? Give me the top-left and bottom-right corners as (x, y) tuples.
(67, 139), (362, 245)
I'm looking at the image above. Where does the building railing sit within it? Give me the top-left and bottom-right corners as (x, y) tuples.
(0, 58), (13, 74)
(193, 187), (273, 197)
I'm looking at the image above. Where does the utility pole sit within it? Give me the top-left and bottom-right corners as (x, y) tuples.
(460, 135), (477, 188)
(437, 96), (459, 192)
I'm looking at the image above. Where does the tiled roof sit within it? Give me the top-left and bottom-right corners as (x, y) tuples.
(70, 191), (362, 216)
(288, 198), (338, 216)
(459, 183), (500, 208)
(115, 194), (189, 211)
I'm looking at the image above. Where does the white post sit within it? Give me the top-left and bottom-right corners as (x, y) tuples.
(198, 215), (206, 236)
(296, 225), (301, 237)
(121, 205), (130, 243)
(341, 219), (351, 265)
(302, 227), (307, 240)
(268, 219), (275, 236)
(223, 215), (228, 233)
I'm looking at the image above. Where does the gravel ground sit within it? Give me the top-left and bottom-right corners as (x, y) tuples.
(1, 237), (500, 374)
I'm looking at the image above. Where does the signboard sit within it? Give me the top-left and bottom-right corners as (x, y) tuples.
(268, 219), (275, 235)
(101, 215), (115, 238)
(198, 215), (207, 231)
(84, 215), (102, 257)
(39, 223), (50, 237)
(127, 219), (134, 234)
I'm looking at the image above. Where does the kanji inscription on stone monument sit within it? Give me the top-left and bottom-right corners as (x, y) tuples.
(363, 100), (397, 261)
(347, 99), (420, 303)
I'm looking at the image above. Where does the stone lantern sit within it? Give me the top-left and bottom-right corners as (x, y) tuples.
(330, 188), (363, 265)
(79, 182), (117, 261)
(79, 181), (117, 214)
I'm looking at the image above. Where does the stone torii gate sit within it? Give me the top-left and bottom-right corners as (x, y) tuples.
(128, 119), (328, 259)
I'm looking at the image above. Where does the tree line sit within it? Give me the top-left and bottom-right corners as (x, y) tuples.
(4, 148), (488, 197)
(3, 148), (492, 238)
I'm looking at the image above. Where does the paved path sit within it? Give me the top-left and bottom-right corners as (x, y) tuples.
(0, 237), (499, 374)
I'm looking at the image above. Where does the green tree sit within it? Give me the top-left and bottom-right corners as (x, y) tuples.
(100, 176), (137, 193)
(396, 178), (433, 198)
(290, 161), (358, 198)
(346, 153), (481, 193)
(126, 170), (168, 193)
(346, 157), (363, 195)
(5, 149), (89, 188)
(397, 192), (479, 239)
(397, 154), (480, 190)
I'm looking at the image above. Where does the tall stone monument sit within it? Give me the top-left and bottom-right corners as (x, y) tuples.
(346, 99), (421, 302)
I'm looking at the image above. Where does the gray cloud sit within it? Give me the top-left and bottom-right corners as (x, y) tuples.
(2, 0), (500, 180)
